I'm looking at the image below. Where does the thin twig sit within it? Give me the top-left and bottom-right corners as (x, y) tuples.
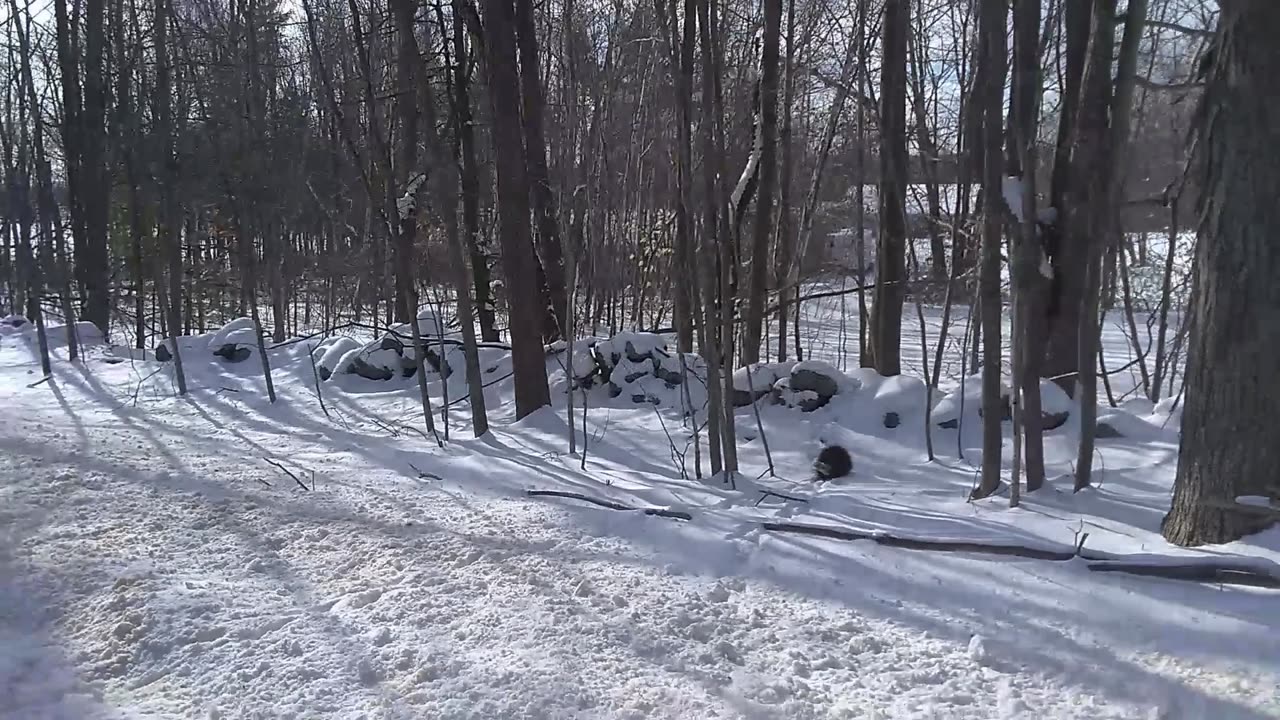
(264, 457), (311, 491)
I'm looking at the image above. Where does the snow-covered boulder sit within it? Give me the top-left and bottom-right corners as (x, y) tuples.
(790, 360), (844, 398)
(212, 326), (257, 363)
(156, 335), (210, 362)
(933, 374), (1076, 430)
(565, 331), (706, 410)
(933, 374), (1011, 429)
(1038, 381), (1073, 430)
(209, 318), (257, 347)
(316, 337), (361, 380)
(873, 375), (927, 429)
(343, 311), (452, 381)
(771, 377), (827, 413)
(44, 321), (104, 348)
(771, 360), (852, 412)
(732, 362), (794, 407)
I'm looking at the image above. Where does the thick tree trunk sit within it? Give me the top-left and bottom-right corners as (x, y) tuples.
(483, 0), (552, 418)
(973, 0), (1006, 500)
(1042, 0), (1094, 393)
(741, 0), (781, 365)
(515, 0), (569, 342)
(1009, 0), (1045, 493)
(451, 0), (498, 343)
(80, 0), (110, 335)
(430, 0), (489, 437)
(155, 0), (186, 395)
(772, 0), (796, 362)
(1069, 1), (1118, 492)
(1162, 5), (1280, 546)
(870, 0), (908, 377)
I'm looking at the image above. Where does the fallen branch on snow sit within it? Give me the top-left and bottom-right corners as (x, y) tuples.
(525, 489), (692, 520)
(762, 521), (1280, 589)
(755, 489), (810, 507)
(522, 491), (1280, 589)
(264, 458), (312, 491)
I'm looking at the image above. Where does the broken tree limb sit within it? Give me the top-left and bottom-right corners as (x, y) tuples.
(761, 521), (1280, 589)
(755, 489), (811, 507)
(264, 458), (311, 491)
(526, 489), (692, 520)
(763, 521), (1075, 560)
(1083, 562), (1280, 589)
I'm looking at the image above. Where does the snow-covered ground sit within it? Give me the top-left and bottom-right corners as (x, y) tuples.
(1, 299), (1275, 719)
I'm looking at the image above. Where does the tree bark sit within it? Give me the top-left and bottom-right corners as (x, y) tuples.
(1070, 1), (1118, 492)
(1162, 4), (1280, 546)
(740, 0), (781, 365)
(515, 0), (569, 342)
(1009, 0), (1045, 493)
(973, 0), (1006, 500)
(1042, 0), (1094, 393)
(155, 0), (186, 394)
(482, 0), (552, 418)
(451, 0), (499, 343)
(80, 0), (110, 335)
(870, 0), (908, 377)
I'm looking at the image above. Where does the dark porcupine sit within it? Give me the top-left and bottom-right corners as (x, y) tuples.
(814, 444), (853, 480)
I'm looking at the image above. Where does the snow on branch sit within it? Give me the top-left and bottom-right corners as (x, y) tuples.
(397, 172), (428, 221)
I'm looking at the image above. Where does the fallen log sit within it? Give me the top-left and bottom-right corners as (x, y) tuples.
(526, 489), (692, 521)
(762, 521), (1074, 561)
(762, 521), (1280, 589)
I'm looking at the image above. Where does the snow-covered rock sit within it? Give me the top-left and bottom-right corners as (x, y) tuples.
(771, 360), (855, 412)
(212, 326), (258, 363)
(317, 337), (361, 381)
(340, 311), (452, 382)
(208, 318), (258, 348)
(932, 374), (1073, 430)
(732, 362), (794, 407)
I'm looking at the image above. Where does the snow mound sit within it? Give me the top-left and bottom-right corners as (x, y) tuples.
(562, 332), (707, 412)
(40, 321), (104, 348)
(340, 312), (452, 382)
(208, 317), (258, 348)
(732, 362), (794, 407)
(317, 337), (362, 380)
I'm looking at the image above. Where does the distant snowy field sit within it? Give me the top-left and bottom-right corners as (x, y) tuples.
(1, 290), (1274, 720)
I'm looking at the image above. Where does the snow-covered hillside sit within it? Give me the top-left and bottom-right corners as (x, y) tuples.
(0, 309), (1275, 719)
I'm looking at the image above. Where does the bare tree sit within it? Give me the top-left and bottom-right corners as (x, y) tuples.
(1162, 3), (1280, 546)
(973, 0), (1006, 501)
(483, 0), (551, 418)
(869, 0), (908, 377)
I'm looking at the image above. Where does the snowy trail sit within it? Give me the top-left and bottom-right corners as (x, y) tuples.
(1, 335), (1277, 718)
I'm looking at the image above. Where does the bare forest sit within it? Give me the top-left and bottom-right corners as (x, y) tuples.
(2, 0), (1276, 549)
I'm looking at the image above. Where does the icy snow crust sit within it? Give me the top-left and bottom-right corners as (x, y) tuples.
(0, 311), (1277, 719)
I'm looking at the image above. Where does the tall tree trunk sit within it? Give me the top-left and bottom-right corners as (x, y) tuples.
(155, 0), (186, 394)
(1070, 1), (1118, 492)
(695, 0), (724, 475)
(80, 0), (110, 335)
(654, 0), (697, 354)
(1009, 0), (1046, 493)
(1042, 0), (1094, 393)
(10, 0), (79, 359)
(483, 0), (551, 418)
(772, 0), (796, 362)
(515, 0), (569, 342)
(451, 0), (498, 342)
(741, 0), (781, 365)
(430, 0), (490, 437)
(1163, 4), (1280, 546)
(870, 0), (908, 377)
(53, 0), (85, 326)
(973, 0), (1007, 500)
